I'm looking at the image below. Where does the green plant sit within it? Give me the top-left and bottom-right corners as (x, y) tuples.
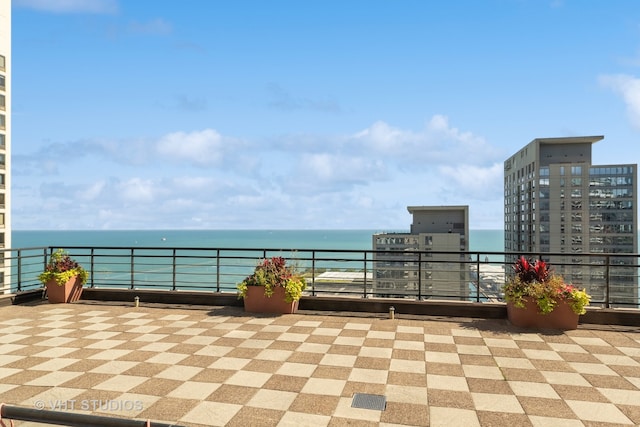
(503, 256), (590, 315)
(38, 249), (89, 286)
(237, 256), (306, 303)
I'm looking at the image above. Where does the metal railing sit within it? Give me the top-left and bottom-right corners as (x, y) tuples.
(0, 403), (185, 427)
(2, 246), (640, 309)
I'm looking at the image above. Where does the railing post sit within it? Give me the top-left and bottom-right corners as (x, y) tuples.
(16, 249), (21, 292)
(363, 251), (368, 299)
(605, 254), (611, 308)
(130, 249), (135, 290)
(418, 252), (422, 300)
(42, 247), (49, 279)
(311, 251), (316, 296)
(476, 253), (481, 303)
(172, 249), (177, 291)
(362, 251), (373, 298)
(90, 248), (95, 288)
(216, 249), (221, 293)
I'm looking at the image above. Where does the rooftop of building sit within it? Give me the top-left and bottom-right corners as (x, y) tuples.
(531, 135), (604, 145)
(407, 205), (469, 213)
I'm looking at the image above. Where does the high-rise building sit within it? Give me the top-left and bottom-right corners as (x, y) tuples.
(0, 3), (10, 293)
(504, 136), (637, 306)
(372, 206), (469, 299)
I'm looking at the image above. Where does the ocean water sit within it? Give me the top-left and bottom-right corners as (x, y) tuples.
(10, 229), (506, 295)
(12, 229), (505, 252)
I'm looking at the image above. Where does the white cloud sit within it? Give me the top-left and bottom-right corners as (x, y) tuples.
(352, 121), (418, 153)
(24, 129), (244, 171)
(13, 118), (507, 229)
(227, 194), (268, 209)
(171, 176), (216, 191)
(438, 163), (504, 200)
(351, 115), (500, 166)
(156, 129), (228, 167)
(599, 74), (640, 129)
(427, 114), (483, 146)
(14, 0), (118, 14)
(300, 153), (386, 183)
(77, 180), (106, 201)
(117, 178), (156, 203)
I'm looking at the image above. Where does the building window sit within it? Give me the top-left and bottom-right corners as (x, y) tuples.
(0, 55), (4, 71)
(0, 114), (4, 130)
(571, 166), (582, 175)
(0, 75), (4, 91)
(0, 94), (4, 110)
(0, 134), (4, 148)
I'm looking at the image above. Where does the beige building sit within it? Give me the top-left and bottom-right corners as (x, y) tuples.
(372, 206), (469, 300)
(504, 136), (637, 306)
(0, 3), (10, 293)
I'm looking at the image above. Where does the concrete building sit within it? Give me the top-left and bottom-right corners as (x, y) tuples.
(0, 3), (10, 293)
(504, 136), (637, 306)
(372, 206), (469, 300)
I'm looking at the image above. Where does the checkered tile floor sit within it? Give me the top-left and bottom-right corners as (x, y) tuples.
(0, 302), (639, 427)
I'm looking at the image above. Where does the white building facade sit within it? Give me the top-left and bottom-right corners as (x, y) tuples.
(0, 3), (10, 293)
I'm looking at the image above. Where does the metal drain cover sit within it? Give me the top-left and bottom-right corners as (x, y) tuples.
(351, 393), (387, 411)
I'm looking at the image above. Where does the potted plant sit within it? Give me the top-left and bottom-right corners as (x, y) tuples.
(503, 256), (590, 329)
(38, 249), (89, 303)
(237, 256), (306, 314)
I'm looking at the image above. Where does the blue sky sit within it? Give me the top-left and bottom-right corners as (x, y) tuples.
(9, 0), (640, 230)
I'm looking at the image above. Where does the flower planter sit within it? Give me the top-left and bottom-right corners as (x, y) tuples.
(45, 275), (84, 304)
(243, 285), (299, 314)
(507, 298), (579, 330)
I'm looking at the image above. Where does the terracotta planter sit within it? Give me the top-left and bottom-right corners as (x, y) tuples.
(45, 276), (84, 303)
(507, 298), (579, 330)
(243, 285), (299, 314)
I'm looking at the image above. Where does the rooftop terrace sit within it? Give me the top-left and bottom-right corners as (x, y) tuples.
(0, 300), (639, 427)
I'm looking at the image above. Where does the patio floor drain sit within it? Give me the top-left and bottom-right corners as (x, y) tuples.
(351, 393), (387, 411)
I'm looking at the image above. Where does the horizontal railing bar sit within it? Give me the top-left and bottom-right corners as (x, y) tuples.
(8, 246), (639, 256)
(4, 245), (640, 308)
(0, 404), (186, 427)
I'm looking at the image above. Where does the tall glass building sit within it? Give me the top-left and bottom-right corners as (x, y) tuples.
(504, 136), (638, 307)
(0, 3), (10, 293)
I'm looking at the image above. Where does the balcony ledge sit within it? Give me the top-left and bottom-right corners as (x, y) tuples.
(8, 287), (638, 327)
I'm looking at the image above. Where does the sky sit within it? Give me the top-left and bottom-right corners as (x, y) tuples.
(7, 0), (640, 230)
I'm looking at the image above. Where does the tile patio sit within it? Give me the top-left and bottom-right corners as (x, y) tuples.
(0, 301), (638, 426)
